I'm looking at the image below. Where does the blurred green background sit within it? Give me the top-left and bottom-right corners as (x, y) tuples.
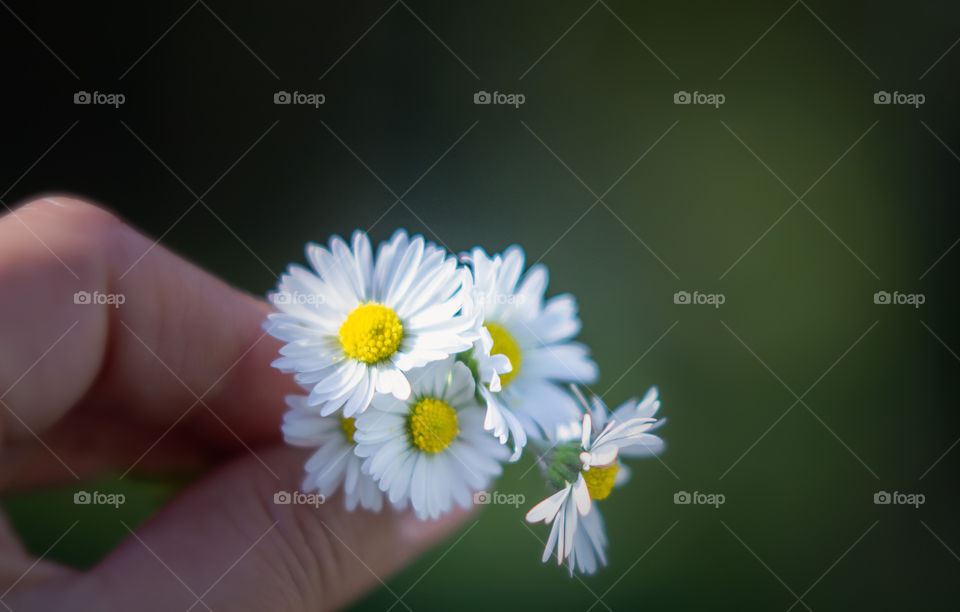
(2, 0), (959, 609)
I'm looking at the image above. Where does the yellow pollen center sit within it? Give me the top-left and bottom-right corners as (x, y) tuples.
(486, 322), (522, 387)
(582, 464), (619, 501)
(340, 417), (356, 444)
(407, 397), (459, 454)
(338, 303), (403, 363)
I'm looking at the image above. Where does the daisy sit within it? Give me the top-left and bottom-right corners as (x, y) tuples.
(353, 357), (508, 520)
(526, 406), (665, 575)
(266, 229), (478, 417)
(466, 246), (598, 460)
(281, 394), (384, 512)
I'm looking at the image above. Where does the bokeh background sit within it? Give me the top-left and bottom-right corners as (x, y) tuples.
(2, 1), (959, 609)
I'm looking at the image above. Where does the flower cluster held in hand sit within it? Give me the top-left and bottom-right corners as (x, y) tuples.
(266, 229), (666, 575)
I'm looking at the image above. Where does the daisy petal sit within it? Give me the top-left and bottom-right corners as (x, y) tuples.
(526, 486), (570, 524)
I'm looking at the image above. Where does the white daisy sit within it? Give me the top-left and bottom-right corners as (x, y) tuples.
(526, 407), (664, 575)
(282, 394), (383, 512)
(353, 357), (508, 520)
(466, 246), (598, 460)
(266, 229), (478, 417)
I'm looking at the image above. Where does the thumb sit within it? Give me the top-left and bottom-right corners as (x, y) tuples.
(19, 447), (471, 611)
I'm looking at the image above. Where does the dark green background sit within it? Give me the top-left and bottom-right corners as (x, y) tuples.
(2, 1), (958, 609)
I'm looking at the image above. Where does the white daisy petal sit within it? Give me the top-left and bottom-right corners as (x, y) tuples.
(590, 417), (658, 456)
(496, 245), (525, 297)
(393, 251), (451, 318)
(372, 230), (404, 298)
(329, 235), (366, 301)
(572, 472), (592, 516)
(384, 235), (425, 307)
(350, 230), (374, 298)
(365, 436), (409, 474)
(582, 447), (619, 468)
(524, 343), (598, 383)
(342, 369), (375, 418)
(526, 485), (570, 524)
(568, 508), (608, 576)
(410, 455), (429, 518)
(552, 509), (566, 565)
(388, 454), (417, 504)
(514, 263), (547, 314)
(542, 514), (561, 563)
(307, 360), (361, 397)
(614, 463), (632, 486)
(479, 389), (527, 461)
(561, 490), (579, 561)
(317, 393), (349, 416)
(616, 434), (666, 458)
(307, 242), (361, 306)
(528, 294), (582, 344)
(580, 413), (592, 450)
(373, 365), (409, 400)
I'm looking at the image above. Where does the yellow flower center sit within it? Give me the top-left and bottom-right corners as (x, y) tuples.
(582, 464), (619, 500)
(485, 322), (522, 387)
(338, 303), (403, 363)
(340, 417), (357, 444)
(407, 397), (459, 454)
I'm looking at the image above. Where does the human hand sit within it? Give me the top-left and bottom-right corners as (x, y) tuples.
(0, 197), (467, 611)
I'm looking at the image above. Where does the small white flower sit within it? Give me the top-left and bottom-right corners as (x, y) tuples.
(467, 246), (598, 460)
(526, 404), (665, 575)
(353, 357), (508, 520)
(266, 229), (478, 417)
(282, 395), (383, 512)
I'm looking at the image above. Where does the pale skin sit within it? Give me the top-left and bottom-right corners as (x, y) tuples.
(0, 197), (467, 610)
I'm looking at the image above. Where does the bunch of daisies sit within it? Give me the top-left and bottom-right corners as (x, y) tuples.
(266, 229), (666, 575)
